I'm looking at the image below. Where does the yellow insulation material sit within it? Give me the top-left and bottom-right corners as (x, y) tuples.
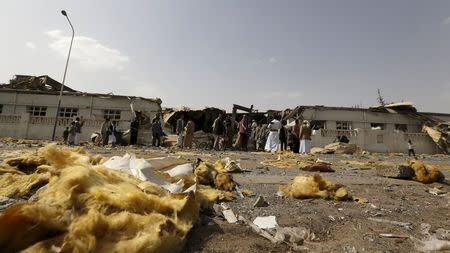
(280, 174), (348, 201)
(0, 144), (200, 253)
(410, 160), (444, 184)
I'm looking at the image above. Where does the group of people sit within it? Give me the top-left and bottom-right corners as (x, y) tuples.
(263, 118), (312, 153)
(172, 113), (314, 153)
(62, 117), (84, 145)
(99, 117), (122, 146)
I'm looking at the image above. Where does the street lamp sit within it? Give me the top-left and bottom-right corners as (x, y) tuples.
(51, 10), (75, 141)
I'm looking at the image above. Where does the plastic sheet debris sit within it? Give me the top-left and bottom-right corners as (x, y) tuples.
(279, 174), (348, 201)
(216, 203), (238, 223)
(253, 195), (268, 207)
(253, 216), (278, 229)
(368, 218), (413, 230)
(164, 163), (194, 177)
(214, 157), (243, 173)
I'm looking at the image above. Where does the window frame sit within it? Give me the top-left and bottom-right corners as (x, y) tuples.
(26, 106), (47, 117)
(336, 121), (352, 130)
(395, 124), (407, 132)
(371, 123), (385, 130)
(59, 107), (79, 118)
(310, 120), (327, 130)
(104, 109), (121, 120)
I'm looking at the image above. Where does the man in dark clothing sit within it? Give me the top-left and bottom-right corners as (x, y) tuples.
(63, 127), (69, 144)
(212, 114), (225, 150)
(224, 116), (234, 149)
(279, 120), (288, 151)
(130, 118), (139, 145)
(291, 119), (300, 153)
(152, 118), (163, 147)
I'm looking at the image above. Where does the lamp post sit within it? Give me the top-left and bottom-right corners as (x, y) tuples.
(51, 10), (74, 141)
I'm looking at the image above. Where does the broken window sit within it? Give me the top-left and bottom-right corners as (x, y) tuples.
(395, 124), (407, 132)
(336, 121), (352, 130)
(104, 109), (121, 120)
(371, 123), (385, 130)
(310, 120), (326, 130)
(27, 106), (47, 117)
(59, 107), (78, 118)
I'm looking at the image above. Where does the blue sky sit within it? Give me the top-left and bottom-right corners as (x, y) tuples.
(1, 0), (449, 112)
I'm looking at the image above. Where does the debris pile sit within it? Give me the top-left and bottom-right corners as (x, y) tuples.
(279, 174), (348, 200)
(0, 144), (239, 253)
(409, 160), (445, 184)
(310, 142), (357, 155)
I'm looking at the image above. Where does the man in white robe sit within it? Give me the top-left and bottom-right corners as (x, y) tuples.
(265, 118), (281, 152)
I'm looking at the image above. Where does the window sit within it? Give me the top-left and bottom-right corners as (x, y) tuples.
(27, 106), (47, 116)
(395, 124), (407, 132)
(336, 121), (352, 130)
(371, 123), (385, 130)
(310, 120), (326, 130)
(59, 107), (78, 118)
(0, 104), (2, 114)
(377, 134), (383, 143)
(104, 109), (121, 120)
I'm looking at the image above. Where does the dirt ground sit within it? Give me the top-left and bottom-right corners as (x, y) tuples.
(0, 141), (449, 253)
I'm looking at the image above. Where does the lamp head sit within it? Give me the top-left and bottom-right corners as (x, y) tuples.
(61, 10), (67, 16)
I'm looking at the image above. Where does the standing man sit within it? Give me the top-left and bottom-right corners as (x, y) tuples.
(101, 117), (111, 146)
(265, 117), (282, 152)
(279, 120), (288, 151)
(176, 115), (185, 147)
(224, 115), (234, 149)
(299, 120), (312, 154)
(234, 115), (249, 151)
(212, 113), (225, 150)
(73, 117), (84, 145)
(291, 119), (300, 153)
(407, 139), (416, 157)
(151, 118), (163, 147)
(183, 118), (195, 149)
(63, 127), (69, 144)
(129, 117), (139, 145)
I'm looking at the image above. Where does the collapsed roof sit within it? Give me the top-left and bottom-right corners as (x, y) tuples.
(0, 75), (162, 104)
(0, 75), (78, 92)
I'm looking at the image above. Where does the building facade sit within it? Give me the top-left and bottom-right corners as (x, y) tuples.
(290, 106), (450, 154)
(0, 76), (161, 144)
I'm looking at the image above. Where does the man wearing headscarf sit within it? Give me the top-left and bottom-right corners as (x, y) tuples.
(299, 120), (312, 154)
(264, 116), (281, 152)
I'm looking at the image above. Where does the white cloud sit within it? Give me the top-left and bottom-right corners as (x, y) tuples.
(45, 30), (129, 71)
(25, 41), (36, 49)
(269, 57), (277, 64)
(442, 17), (450, 25)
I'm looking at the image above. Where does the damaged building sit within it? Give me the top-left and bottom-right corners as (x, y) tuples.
(0, 75), (162, 144)
(285, 104), (449, 154)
